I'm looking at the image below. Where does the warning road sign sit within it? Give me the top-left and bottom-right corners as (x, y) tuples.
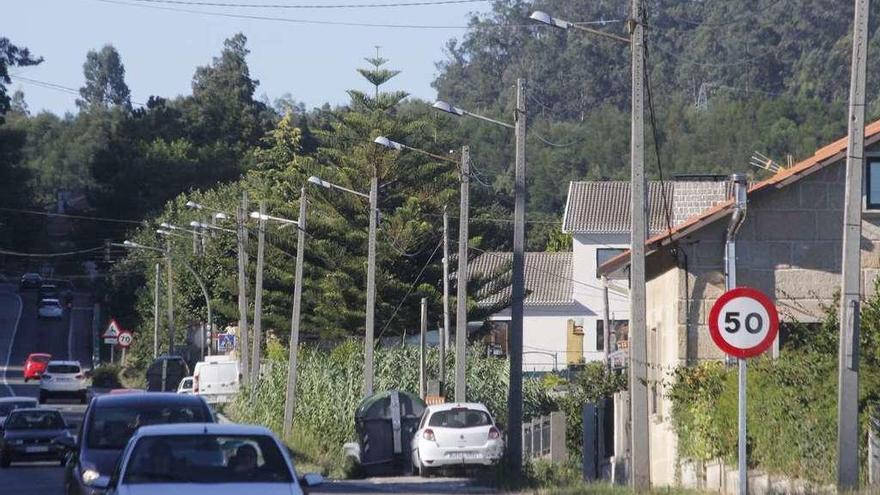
(103, 319), (123, 345)
(708, 287), (779, 359)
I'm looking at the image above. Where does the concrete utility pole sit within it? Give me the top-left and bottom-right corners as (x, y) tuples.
(237, 193), (251, 386)
(420, 297), (427, 399)
(364, 175), (378, 397)
(629, 0), (650, 488)
(455, 146), (470, 402)
(441, 207), (450, 386)
(838, 0), (870, 488)
(507, 77), (527, 476)
(153, 263), (160, 359)
(252, 200), (267, 385)
(284, 187), (308, 438)
(165, 237), (175, 355)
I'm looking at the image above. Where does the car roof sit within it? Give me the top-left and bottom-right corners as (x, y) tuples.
(134, 422), (274, 438)
(40, 284), (57, 288)
(92, 392), (208, 408)
(27, 353), (51, 359)
(40, 298), (60, 304)
(0, 397), (38, 404)
(7, 407), (61, 415)
(46, 360), (81, 366)
(426, 402), (490, 413)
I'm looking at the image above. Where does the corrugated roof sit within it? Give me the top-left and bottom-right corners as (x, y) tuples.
(562, 180), (731, 234)
(597, 119), (880, 275)
(467, 252), (573, 307)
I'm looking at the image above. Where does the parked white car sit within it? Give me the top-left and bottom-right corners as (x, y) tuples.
(96, 423), (322, 495)
(177, 376), (194, 394)
(37, 299), (64, 319)
(411, 402), (504, 476)
(39, 360), (87, 404)
(192, 356), (240, 404)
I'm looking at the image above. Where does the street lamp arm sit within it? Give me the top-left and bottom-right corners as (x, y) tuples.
(117, 241), (165, 253)
(179, 257), (212, 360)
(401, 144), (459, 164)
(569, 23), (631, 44)
(461, 110), (514, 129)
(308, 176), (370, 200)
(433, 101), (514, 129)
(530, 10), (631, 44)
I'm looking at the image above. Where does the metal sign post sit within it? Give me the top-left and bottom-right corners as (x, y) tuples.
(709, 287), (779, 495)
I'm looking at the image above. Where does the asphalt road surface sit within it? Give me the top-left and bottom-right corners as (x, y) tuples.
(0, 283), (495, 494)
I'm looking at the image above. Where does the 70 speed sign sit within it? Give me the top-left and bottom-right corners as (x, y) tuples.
(708, 287), (779, 359)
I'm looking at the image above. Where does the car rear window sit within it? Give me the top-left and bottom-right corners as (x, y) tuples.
(5, 410), (65, 430)
(87, 405), (209, 449)
(428, 408), (492, 428)
(31, 355), (51, 363)
(47, 364), (80, 373)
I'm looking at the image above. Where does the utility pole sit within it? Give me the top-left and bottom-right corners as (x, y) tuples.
(838, 0), (870, 488)
(455, 146), (470, 402)
(153, 263), (160, 359)
(602, 275), (611, 370)
(420, 297), (427, 399)
(284, 187), (307, 438)
(165, 237), (175, 355)
(364, 175), (378, 397)
(441, 207), (450, 386)
(508, 77), (526, 476)
(629, 0), (650, 488)
(252, 200), (267, 385)
(237, 193), (251, 386)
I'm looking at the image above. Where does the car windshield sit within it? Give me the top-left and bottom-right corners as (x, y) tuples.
(47, 364), (79, 374)
(5, 410), (64, 430)
(87, 405), (208, 449)
(428, 408), (492, 428)
(123, 434), (293, 484)
(0, 401), (37, 416)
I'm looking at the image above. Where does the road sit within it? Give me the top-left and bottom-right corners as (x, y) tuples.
(0, 283), (495, 494)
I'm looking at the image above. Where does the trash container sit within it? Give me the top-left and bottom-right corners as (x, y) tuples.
(145, 355), (190, 392)
(354, 390), (426, 475)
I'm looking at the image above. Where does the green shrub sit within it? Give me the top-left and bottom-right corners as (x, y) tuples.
(560, 363), (627, 457)
(90, 364), (123, 389)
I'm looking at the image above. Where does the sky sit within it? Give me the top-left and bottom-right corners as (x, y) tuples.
(4, 0), (494, 115)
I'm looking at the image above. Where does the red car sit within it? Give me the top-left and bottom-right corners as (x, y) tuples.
(23, 353), (51, 382)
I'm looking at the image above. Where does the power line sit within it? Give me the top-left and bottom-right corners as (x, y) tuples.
(124, 0), (488, 8)
(12, 75), (148, 107)
(643, 29), (674, 238)
(376, 239), (443, 340)
(0, 206), (145, 225)
(0, 246), (104, 258)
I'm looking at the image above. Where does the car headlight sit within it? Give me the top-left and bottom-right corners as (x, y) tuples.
(82, 468), (101, 484)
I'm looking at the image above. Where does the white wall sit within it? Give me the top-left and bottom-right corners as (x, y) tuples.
(490, 306), (594, 373)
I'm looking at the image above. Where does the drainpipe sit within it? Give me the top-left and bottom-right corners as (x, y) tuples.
(724, 174), (748, 291)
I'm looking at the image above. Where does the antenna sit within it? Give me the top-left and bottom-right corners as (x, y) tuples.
(749, 151), (783, 173)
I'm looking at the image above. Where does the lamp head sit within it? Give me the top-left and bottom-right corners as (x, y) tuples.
(189, 221), (202, 229)
(156, 229), (171, 236)
(373, 136), (403, 151)
(249, 211), (265, 220)
(214, 212), (228, 220)
(159, 222), (171, 229)
(123, 240), (135, 247)
(185, 201), (201, 210)
(432, 101), (465, 117)
(308, 176), (331, 189)
(529, 10), (569, 29)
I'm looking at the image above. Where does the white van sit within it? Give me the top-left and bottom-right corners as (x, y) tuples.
(192, 356), (240, 404)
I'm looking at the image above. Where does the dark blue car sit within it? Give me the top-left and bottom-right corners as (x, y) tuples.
(61, 392), (214, 495)
(0, 408), (73, 466)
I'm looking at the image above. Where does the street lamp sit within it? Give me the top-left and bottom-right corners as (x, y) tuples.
(190, 221), (235, 234)
(433, 79), (526, 476)
(373, 136), (468, 403)
(530, 6), (649, 487)
(309, 174), (376, 398)
(156, 230), (213, 360)
(119, 240), (176, 357)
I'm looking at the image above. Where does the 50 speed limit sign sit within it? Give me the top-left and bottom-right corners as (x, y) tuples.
(708, 287), (779, 359)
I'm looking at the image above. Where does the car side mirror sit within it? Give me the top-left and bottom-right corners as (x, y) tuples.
(89, 476), (111, 490)
(301, 473), (324, 487)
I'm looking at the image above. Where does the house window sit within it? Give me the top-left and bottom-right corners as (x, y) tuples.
(597, 248), (627, 279)
(597, 320), (630, 353)
(484, 321), (509, 357)
(868, 160), (880, 209)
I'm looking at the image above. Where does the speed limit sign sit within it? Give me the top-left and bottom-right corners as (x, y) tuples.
(708, 287), (779, 359)
(117, 330), (133, 348)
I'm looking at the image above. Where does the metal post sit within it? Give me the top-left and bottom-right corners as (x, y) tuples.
(364, 176), (378, 397)
(237, 195), (251, 386)
(508, 77), (526, 476)
(602, 275), (611, 370)
(839, 0), (869, 488)
(420, 297), (427, 399)
(441, 207), (450, 387)
(629, 0), (650, 488)
(165, 237), (175, 355)
(180, 260), (211, 362)
(251, 200), (267, 385)
(153, 263), (160, 359)
(455, 146), (470, 402)
(284, 187), (307, 437)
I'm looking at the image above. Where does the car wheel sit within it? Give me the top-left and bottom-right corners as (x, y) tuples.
(418, 457), (432, 478)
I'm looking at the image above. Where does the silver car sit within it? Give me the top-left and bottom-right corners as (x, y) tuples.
(37, 298), (64, 319)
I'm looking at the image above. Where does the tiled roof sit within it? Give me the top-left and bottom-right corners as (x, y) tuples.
(562, 180), (731, 234)
(467, 252), (573, 307)
(597, 119), (880, 275)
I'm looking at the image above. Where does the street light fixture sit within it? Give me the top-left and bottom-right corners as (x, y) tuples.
(433, 80), (526, 476)
(374, 136), (458, 164)
(249, 210), (299, 226)
(309, 174), (376, 398)
(529, 10), (631, 44)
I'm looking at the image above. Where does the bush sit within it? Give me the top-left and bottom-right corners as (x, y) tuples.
(90, 364), (123, 389)
(559, 363), (627, 457)
(230, 340), (557, 475)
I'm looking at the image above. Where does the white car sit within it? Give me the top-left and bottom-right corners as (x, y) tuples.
(411, 402), (504, 476)
(192, 356), (240, 404)
(37, 298), (64, 319)
(95, 423), (323, 495)
(177, 376), (194, 394)
(39, 360), (87, 404)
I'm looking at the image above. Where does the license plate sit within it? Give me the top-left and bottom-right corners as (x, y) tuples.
(25, 446), (49, 453)
(446, 451), (479, 459)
